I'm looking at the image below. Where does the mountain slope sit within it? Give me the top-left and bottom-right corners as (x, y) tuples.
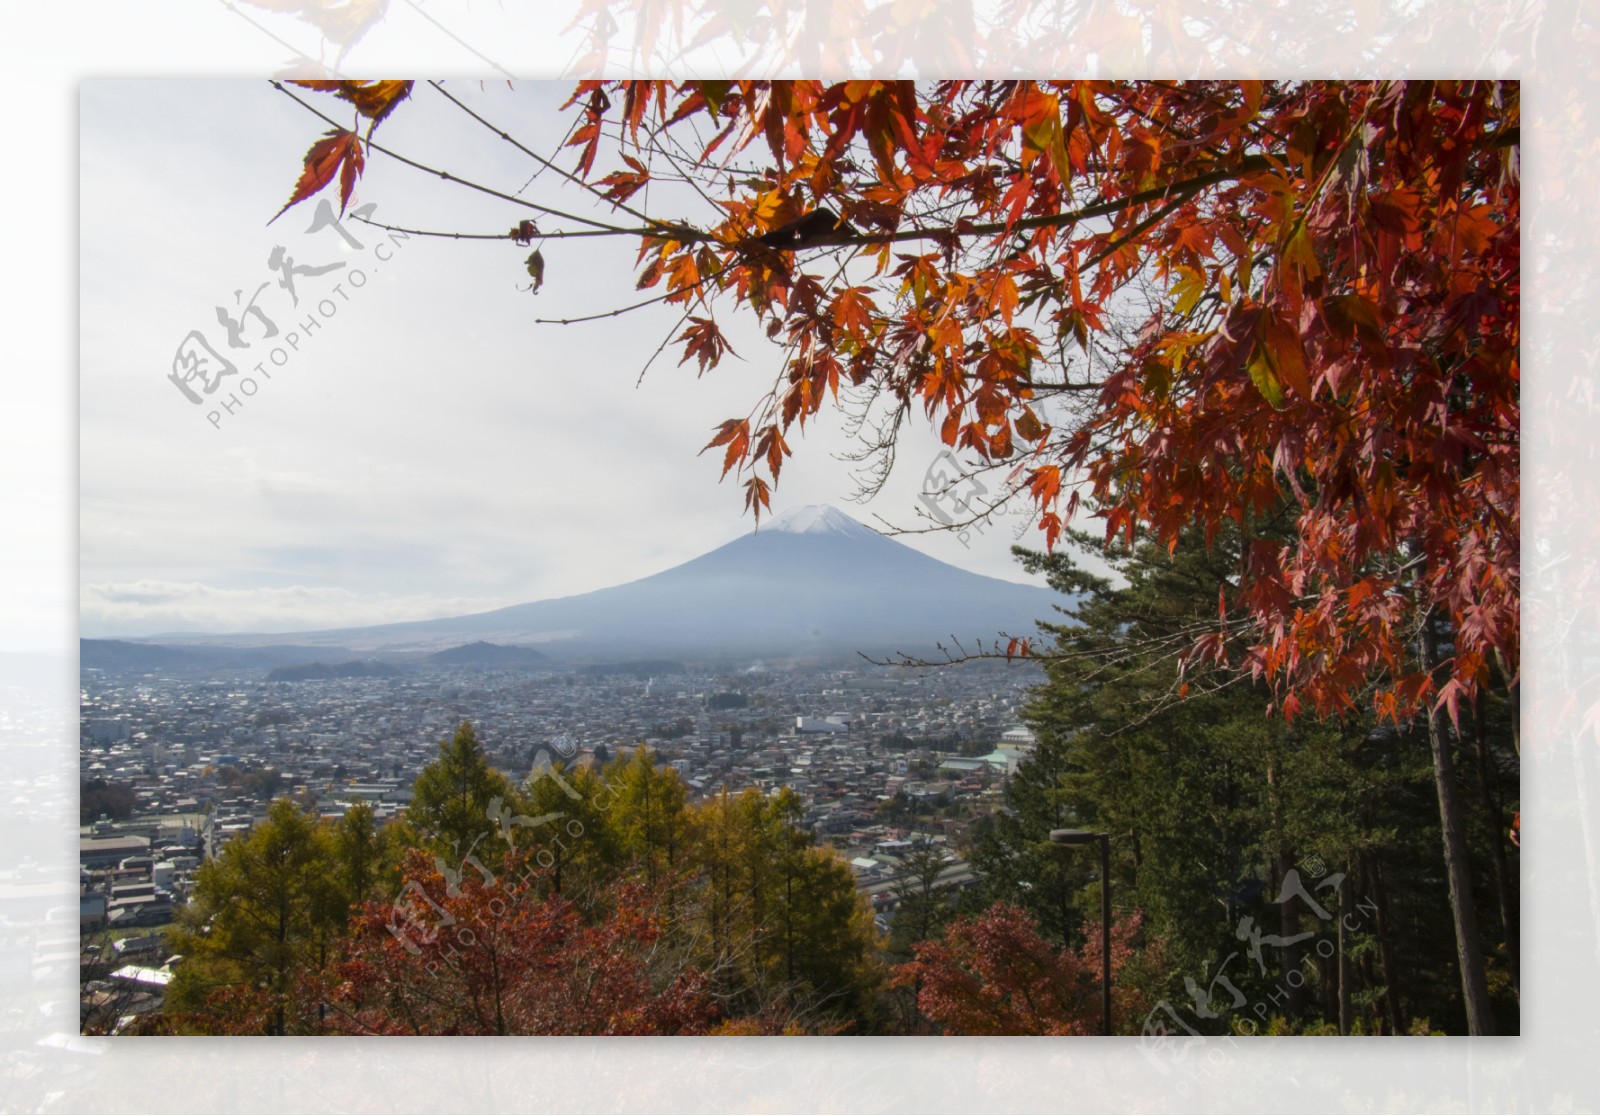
(138, 506), (1064, 657)
(425, 641), (548, 667)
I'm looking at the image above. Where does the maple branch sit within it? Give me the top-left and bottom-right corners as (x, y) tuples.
(635, 306), (696, 387)
(637, 117), (725, 215)
(342, 150), (1281, 256)
(867, 104), (1479, 257)
(530, 257), (737, 326)
(426, 80), (662, 228)
(1079, 190), (1194, 274)
(855, 610), (1264, 716)
(859, 636), (1036, 669)
(352, 215), (627, 241)
(289, 81), (1278, 264)
(732, 154), (1281, 250)
(872, 487), (1032, 539)
(1095, 667), (1261, 737)
(270, 81), (641, 237)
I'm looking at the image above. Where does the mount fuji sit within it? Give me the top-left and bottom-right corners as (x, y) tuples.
(130, 506), (1063, 660)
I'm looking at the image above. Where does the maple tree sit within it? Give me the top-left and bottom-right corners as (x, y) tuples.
(319, 850), (715, 1035)
(894, 901), (1159, 1035)
(269, 78), (1517, 737)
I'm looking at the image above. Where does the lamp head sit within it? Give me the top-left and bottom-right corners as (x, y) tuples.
(1050, 828), (1103, 845)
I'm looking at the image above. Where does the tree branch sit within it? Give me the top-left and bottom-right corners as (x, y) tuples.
(270, 81), (642, 237)
(426, 80), (661, 227)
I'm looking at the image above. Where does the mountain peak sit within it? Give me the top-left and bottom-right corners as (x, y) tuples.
(119, 500), (1058, 655)
(762, 505), (876, 537)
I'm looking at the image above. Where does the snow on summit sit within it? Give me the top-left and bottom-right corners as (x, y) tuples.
(762, 505), (876, 536)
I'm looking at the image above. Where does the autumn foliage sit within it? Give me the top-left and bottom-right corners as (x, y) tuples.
(572, 79), (1518, 725)
(153, 731), (899, 1036)
(271, 79), (1517, 728)
(895, 902), (1156, 1035)
(320, 850), (714, 1035)
(252, 81), (1523, 1038)
(269, 79), (411, 221)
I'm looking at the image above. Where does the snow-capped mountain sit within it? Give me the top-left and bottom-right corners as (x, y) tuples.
(761, 504), (879, 537)
(134, 506), (1062, 659)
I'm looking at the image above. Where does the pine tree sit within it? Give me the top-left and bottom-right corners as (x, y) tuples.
(408, 720), (515, 863)
(607, 746), (691, 887)
(520, 755), (622, 901)
(165, 798), (340, 1035)
(887, 836), (958, 960)
(969, 518), (1517, 1034)
(681, 787), (883, 1030)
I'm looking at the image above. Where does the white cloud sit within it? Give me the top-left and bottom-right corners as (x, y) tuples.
(80, 579), (510, 637)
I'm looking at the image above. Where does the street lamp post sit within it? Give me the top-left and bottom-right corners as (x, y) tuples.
(1050, 828), (1112, 1036)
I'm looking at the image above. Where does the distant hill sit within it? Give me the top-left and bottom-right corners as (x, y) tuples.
(265, 660), (403, 682)
(108, 506), (1065, 659)
(425, 641), (548, 668)
(82, 639), (363, 673)
(81, 639), (201, 672)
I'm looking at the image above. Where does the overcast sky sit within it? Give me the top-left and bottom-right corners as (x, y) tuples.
(80, 80), (1063, 638)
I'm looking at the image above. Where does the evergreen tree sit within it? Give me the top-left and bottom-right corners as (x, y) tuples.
(887, 836), (957, 960)
(330, 800), (384, 908)
(520, 755), (623, 901)
(408, 720), (514, 862)
(682, 787), (882, 1030)
(967, 519), (1517, 1034)
(165, 798), (340, 1035)
(607, 746), (691, 887)
(966, 720), (1095, 945)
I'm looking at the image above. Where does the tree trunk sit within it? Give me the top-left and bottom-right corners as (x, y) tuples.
(1265, 756), (1303, 1019)
(784, 869), (796, 987)
(1338, 858), (1354, 1034)
(1358, 948), (1383, 1034)
(1494, 647), (1520, 757)
(1275, 847), (1305, 1019)
(1366, 855), (1404, 1035)
(275, 890), (288, 1036)
(1472, 697), (1519, 997)
(1423, 615), (1496, 1034)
